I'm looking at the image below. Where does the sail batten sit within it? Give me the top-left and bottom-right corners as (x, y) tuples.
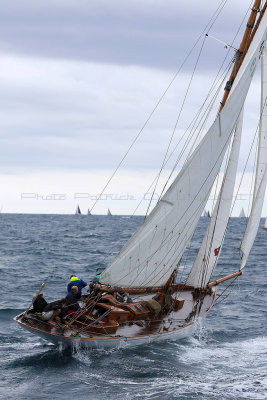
(99, 12), (267, 288)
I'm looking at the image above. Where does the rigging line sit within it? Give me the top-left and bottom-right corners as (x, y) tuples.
(184, 70), (229, 163)
(66, 296), (98, 327)
(207, 108), (265, 280)
(131, 59), (233, 218)
(137, 108), (246, 286)
(116, 194), (207, 285)
(157, 69), (229, 203)
(230, 112), (262, 221)
(132, 193), (211, 289)
(157, 1), (254, 201)
(199, 136), (234, 288)
(213, 251), (238, 281)
(108, 118), (239, 289)
(89, 0), (231, 214)
(124, 192), (213, 288)
(247, 133), (258, 215)
(145, 35), (208, 218)
(96, 3), (254, 283)
(144, 201), (213, 288)
(214, 275), (240, 306)
(160, 1), (253, 203)
(183, 5), (254, 159)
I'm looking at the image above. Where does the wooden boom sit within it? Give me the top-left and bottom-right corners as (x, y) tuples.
(205, 271), (242, 289)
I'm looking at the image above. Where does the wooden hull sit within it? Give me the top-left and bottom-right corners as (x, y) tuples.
(14, 313), (197, 349)
(14, 288), (216, 350)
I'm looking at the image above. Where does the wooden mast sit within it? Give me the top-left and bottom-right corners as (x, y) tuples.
(219, 0), (265, 112)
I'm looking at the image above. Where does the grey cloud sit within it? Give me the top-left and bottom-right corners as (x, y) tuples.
(0, 0), (252, 70)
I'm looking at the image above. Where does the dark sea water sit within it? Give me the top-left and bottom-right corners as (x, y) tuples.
(0, 214), (266, 400)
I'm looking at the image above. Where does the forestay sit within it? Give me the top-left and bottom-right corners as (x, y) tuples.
(100, 12), (267, 288)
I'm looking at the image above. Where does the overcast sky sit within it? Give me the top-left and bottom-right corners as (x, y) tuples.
(0, 0), (265, 216)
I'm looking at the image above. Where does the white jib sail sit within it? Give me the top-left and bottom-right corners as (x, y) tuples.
(240, 42), (267, 270)
(100, 13), (267, 288)
(186, 108), (243, 288)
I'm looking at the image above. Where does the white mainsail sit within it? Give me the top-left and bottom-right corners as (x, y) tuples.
(100, 12), (267, 288)
(186, 109), (243, 288)
(264, 217), (267, 229)
(240, 43), (267, 269)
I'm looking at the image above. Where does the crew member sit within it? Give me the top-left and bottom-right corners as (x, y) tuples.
(67, 274), (87, 299)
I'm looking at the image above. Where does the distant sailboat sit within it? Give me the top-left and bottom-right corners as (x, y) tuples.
(107, 209), (112, 216)
(75, 205), (82, 215)
(263, 217), (267, 230)
(202, 209), (211, 218)
(239, 208), (246, 218)
(87, 209), (91, 216)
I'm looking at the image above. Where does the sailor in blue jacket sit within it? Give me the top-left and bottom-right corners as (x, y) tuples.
(67, 275), (87, 299)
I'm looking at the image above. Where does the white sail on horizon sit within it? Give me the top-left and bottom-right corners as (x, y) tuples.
(75, 205), (81, 215)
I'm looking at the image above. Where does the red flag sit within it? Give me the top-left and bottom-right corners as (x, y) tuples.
(214, 246), (221, 256)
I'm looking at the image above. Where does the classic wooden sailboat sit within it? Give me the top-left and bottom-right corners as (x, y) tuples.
(15, 2), (267, 349)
